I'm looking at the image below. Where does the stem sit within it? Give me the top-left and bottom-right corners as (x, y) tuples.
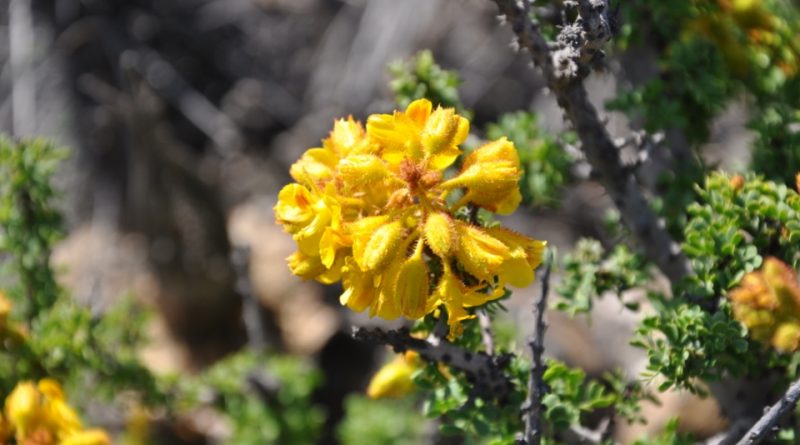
(520, 251), (552, 445)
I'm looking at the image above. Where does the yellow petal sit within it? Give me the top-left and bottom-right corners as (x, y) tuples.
(370, 256), (404, 320)
(433, 268), (477, 339)
(274, 184), (316, 233)
(486, 227), (547, 287)
(289, 148), (338, 185)
(393, 249), (430, 319)
(46, 399), (82, 436)
(340, 262), (378, 312)
(424, 212), (456, 258)
(420, 107), (467, 169)
(443, 138), (523, 214)
(405, 99), (433, 127)
(366, 354), (416, 399)
(287, 251), (326, 280)
(454, 222), (510, 281)
(359, 221), (405, 271)
(4, 381), (40, 438)
(60, 429), (111, 445)
(324, 117), (370, 156)
(337, 154), (389, 189)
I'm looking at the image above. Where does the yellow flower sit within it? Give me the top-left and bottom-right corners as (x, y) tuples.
(729, 257), (800, 352)
(366, 352), (419, 399)
(443, 138), (523, 215)
(324, 116), (373, 157)
(454, 222), (511, 282)
(5, 382), (41, 439)
(2, 379), (109, 444)
(367, 99), (468, 170)
(393, 241), (430, 319)
(275, 99), (546, 337)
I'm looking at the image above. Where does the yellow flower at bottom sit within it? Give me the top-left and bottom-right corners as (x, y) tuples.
(5, 381), (41, 439)
(366, 352), (419, 399)
(2, 379), (109, 444)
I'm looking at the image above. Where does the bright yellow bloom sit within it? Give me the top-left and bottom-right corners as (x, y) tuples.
(275, 99), (545, 336)
(366, 352), (420, 399)
(443, 138), (523, 215)
(729, 257), (800, 352)
(2, 379), (109, 444)
(5, 382), (40, 439)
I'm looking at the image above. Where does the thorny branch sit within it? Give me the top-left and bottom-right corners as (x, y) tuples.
(490, 0), (691, 285)
(518, 252), (552, 445)
(352, 326), (514, 401)
(491, 0), (779, 432)
(733, 378), (800, 445)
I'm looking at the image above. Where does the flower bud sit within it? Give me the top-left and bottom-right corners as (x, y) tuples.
(424, 212), (456, 258)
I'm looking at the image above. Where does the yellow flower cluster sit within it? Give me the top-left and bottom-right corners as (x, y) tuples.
(0, 379), (110, 445)
(275, 99), (545, 337)
(728, 257), (800, 352)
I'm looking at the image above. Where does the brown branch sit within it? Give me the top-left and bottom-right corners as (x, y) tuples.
(518, 252), (552, 445)
(489, 0), (691, 285)
(352, 326), (513, 401)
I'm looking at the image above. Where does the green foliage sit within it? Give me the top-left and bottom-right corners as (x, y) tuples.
(389, 50), (469, 117)
(633, 296), (754, 393)
(541, 360), (615, 432)
(338, 396), (428, 445)
(414, 356), (527, 445)
(174, 351), (324, 445)
(556, 238), (650, 316)
(485, 112), (575, 208)
(0, 137), (65, 320)
(634, 172), (800, 392)
(683, 173), (800, 299)
(0, 137), (162, 405)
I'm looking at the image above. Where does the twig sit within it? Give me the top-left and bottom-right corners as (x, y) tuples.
(733, 378), (800, 445)
(352, 326), (514, 401)
(518, 251), (552, 445)
(477, 310), (495, 355)
(489, 0), (691, 285)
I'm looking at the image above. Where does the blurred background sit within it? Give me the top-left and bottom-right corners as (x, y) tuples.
(0, 0), (756, 443)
